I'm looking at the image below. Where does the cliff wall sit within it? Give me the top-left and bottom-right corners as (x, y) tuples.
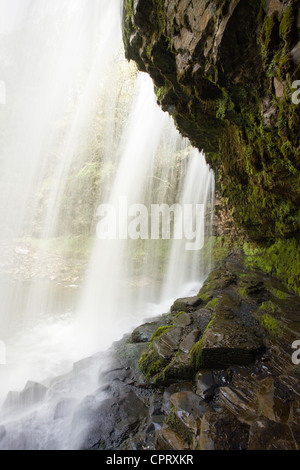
(123, 0), (300, 239)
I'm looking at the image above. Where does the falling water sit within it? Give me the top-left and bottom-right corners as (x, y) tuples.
(0, 0), (214, 449)
(0, 0), (124, 400)
(76, 74), (215, 353)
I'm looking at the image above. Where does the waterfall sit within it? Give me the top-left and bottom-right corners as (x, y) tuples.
(75, 74), (215, 354)
(0, 0), (124, 400)
(0, 0), (215, 449)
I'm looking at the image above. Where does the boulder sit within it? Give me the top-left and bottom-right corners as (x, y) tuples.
(199, 411), (250, 450)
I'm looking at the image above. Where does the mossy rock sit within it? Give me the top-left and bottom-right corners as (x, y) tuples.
(243, 238), (300, 296)
(139, 348), (166, 378)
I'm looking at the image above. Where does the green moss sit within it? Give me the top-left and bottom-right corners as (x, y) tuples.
(199, 269), (220, 293)
(155, 82), (172, 105)
(189, 340), (204, 371)
(189, 315), (216, 371)
(198, 292), (211, 303)
(243, 239), (300, 295)
(138, 348), (165, 377)
(215, 0), (230, 17)
(258, 301), (278, 314)
(171, 300), (188, 312)
(238, 287), (248, 298)
(147, 359), (164, 376)
(175, 311), (186, 318)
(150, 325), (174, 345)
(162, 359), (192, 382)
(197, 236), (238, 273)
(206, 298), (220, 309)
(279, 5), (296, 44)
(166, 406), (194, 444)
(123, 0), (135, 46)
(255, 301), (285, 336)
(259, 313), (283, 337)
(261, 12), (279, 56)
(257, 0), (266, 24)
(216, 92), (235, 120)
(270, 288), (288, 300)
(138, 325), (175, 378)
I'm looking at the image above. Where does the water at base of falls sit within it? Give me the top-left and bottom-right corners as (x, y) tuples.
(0, 0), (215, 449)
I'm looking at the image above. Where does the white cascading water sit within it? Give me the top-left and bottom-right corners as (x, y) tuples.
(0, 0), (215, 449)
(0, 0), (125, 399)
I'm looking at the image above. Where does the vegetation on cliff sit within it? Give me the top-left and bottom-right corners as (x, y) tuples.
(123, 0), (300, 240)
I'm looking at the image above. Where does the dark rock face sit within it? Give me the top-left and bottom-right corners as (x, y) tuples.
(84, 251), (300, 450)
(123, 0), (300, 239)
(78, 391), (149, 450)
(200, 410), (250, 450)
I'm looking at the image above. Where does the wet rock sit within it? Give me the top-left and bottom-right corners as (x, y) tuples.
(149, 394), (163, 417)
(289, 405), (300, 446)
(199, 270), (237, 297)
(117, 343), (148, 376)
(100, 365), (130, 384)
(195, 372), (216, 400)
(130, 317), (169, 343)
(171, 296), (202, 312)
(153, 327), (183, 360)
(219, 387), (258, 424)
(179, 329), (201, 354)
(76, 391), (148, 450)
(2, 391), (20, 411)
(156, 425), (190, 451)
(291, 41), (300, 65)
(266, 0), (284, 15)
(76, 252), (300, 451)
(248, 418), (297, 450)
(151, 414), (165, 432)
(173, 312), (192, 327)
(198, 302), (265, 369)
(257, 377), (293, 424)
(273, 78), (285, 99)
(162, 383), (193, 415)
(199, 411), (250, 450)
(257, 377), (277, 422)
(161, 353), (192, 382)
(190, 309), (214, 332)
(169, 391), (209, 436)
(23, 381), (48, 404)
